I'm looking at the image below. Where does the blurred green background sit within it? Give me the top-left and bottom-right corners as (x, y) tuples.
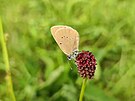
(0, 0), (135, 101)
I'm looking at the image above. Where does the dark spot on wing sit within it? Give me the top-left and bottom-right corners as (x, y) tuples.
(60, 42), (62, 44)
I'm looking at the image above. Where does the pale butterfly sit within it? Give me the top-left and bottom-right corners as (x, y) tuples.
(50, 25), (79, 60)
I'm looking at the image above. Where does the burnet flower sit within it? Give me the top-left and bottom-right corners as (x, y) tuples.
(75, 50), (97, 79)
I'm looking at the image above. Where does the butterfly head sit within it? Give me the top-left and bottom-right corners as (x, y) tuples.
(67, 50), (80, 60)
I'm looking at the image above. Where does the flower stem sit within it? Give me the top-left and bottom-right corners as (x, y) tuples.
(79, 78), (87, 101)
(0, 18), (16, 101)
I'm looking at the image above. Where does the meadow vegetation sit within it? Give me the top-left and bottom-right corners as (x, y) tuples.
(0, 0), (135, 101)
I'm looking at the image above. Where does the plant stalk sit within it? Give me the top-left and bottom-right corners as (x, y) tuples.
(0, 18), (16, 101)
(79, 78), (87, 101)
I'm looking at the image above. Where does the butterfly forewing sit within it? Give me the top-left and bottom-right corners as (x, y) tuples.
(51, 26), (66, 35)
(51, 25), (73, 36)
(51, 26), (79, 56)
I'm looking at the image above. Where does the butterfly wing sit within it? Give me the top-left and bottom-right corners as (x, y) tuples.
(51, 25), (73, 36)
(51, 26), (79, 56)
(51, 25), (66, 35)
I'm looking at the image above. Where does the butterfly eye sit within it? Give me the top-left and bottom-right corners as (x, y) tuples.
(67, 56), (71, 60)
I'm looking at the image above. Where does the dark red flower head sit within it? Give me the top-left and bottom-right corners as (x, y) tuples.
(75, 50), (97, 79)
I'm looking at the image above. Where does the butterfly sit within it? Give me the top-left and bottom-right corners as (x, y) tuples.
(50, 25), (79, 60)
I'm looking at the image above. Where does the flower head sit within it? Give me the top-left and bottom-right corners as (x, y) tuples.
(75, 50), (97, 79)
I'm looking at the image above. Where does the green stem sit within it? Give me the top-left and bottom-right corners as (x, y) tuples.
(0, 18), (16, 101)
(79, 78), (87, 101)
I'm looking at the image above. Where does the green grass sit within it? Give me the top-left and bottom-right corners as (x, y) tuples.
(0, 0), (135, 101)
(0, 18), (16, 101)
